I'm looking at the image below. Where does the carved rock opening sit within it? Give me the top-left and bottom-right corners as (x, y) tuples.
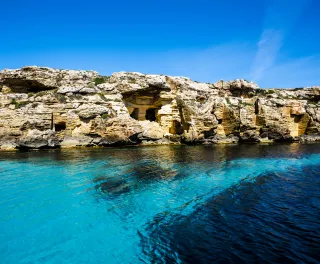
(55, 121), (66, 132)
(130, 108), (139, 120)
(123, 89), (162, 122)
(146, 108), (157, 122)
(291, 114), (302, 123)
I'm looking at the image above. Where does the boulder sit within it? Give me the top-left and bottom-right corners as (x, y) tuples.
(138, 120), (166, 140)
(75, 104), (110, 119)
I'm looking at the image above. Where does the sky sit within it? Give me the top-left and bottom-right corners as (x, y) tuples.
(0, 0), (319, 88)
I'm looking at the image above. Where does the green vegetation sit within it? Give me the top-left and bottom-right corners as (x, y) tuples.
(11, 99), (27, 109)
(267, 90), (275, 94)
(255, 89), (268, 95)
(128, 79), (136, 84)
(56, 94), (67, 103)
(94, 77), (106, 85)
(28, 92), (35, 97)
(88, 83), (95, 88)
(11, 99), (18, 108)
(255, 88), (276, 95)
(101, 113), (108, 119)
(94, 76), (110, 85)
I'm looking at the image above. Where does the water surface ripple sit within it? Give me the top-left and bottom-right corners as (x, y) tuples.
(0, 144), (319, 263)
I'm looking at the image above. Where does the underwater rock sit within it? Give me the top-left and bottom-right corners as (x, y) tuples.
(94, 177), (131, 196)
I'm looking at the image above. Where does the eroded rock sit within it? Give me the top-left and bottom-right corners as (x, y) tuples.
(0, 66), (319, 150)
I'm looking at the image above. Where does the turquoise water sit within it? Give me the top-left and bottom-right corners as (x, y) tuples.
(0, 144), (320, 263)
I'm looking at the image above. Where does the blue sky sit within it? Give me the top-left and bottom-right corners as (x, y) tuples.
(1, 0), (319, 87)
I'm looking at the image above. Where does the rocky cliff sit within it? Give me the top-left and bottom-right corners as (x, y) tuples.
(0, 66), (319, 150)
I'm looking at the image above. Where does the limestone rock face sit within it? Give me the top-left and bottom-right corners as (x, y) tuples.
(75, 104), (110, 119)
(0, 66), (319, 150)
(138, 120), (166, 140)
(0, 66), (98, 93)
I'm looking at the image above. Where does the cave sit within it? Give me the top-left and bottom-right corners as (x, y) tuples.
(55, 122), (66, 132)
(291, 114), (302, 123)
(123, 89), (163, 122)
(130, 108), (139, 120)
(146, 108), (157, 122)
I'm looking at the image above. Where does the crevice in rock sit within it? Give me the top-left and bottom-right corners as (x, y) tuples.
(169, 120), (184, 135)
(2, 79), (56, 93)
(255, 99), (260, 114)
(79, 117), (93, 123)
(177, 101), (191, 132)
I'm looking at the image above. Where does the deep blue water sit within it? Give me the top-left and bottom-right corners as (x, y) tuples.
(0, 144), (320, 264)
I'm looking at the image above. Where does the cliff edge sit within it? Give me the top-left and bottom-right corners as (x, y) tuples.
(0, 66), (319, 150)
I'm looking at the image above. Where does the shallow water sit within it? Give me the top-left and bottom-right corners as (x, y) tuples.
(0, 144), (319, 263)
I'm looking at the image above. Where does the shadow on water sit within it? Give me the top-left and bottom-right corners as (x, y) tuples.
(140, 164), (320, 264)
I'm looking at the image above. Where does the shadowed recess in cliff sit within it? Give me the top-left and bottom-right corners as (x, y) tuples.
(1, 79), (56, 93)
(122, 88), (164, 121)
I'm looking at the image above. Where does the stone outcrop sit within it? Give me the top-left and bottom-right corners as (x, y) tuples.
(0, 66), (319, 150)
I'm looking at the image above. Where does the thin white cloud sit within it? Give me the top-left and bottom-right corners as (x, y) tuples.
(251, 29), (283, 81)
(258, 55), (320, 88)
(251, 0), (312, 82)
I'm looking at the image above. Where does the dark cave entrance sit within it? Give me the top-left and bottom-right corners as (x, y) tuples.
(291, 114), (302, 123)
(255, 99), (260, 114)
(130, 108), (139, 120)
(55, 121), (66, 132)
(3, 79), (55, 93)
(146, 108), (157, 122)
